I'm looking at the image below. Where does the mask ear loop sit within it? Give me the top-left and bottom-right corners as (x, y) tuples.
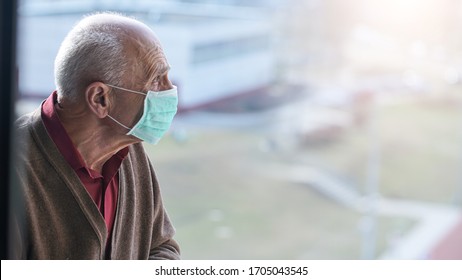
(107, 115), (131, 131)
(105, 84), (146, 131)
(106, 84), (147, 96)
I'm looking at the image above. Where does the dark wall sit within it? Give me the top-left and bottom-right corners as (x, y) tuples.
(0, 0), (18, 259)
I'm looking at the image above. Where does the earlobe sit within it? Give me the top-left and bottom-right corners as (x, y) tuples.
(86, 82), (111, 118)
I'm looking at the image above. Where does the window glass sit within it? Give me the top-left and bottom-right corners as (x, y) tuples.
(17, 0), (462, 259)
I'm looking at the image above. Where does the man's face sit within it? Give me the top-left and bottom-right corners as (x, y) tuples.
(109, 55), (173, 136)
(107, 21), (175, 138)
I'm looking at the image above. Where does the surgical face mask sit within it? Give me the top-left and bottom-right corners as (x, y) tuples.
(106, 84), (178, 144)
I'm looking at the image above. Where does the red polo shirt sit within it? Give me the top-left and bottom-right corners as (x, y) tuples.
(41, 91), (128, 255)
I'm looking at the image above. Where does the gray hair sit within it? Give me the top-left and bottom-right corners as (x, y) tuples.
(54, 13), (130, 102)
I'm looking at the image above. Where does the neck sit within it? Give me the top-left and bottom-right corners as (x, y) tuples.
(55, 104), (136, 173)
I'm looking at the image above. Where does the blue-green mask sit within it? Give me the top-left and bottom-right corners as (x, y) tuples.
(107, 84), (178, 144)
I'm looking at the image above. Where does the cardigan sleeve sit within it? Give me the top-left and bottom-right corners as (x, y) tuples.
(149, 237), (181, 260)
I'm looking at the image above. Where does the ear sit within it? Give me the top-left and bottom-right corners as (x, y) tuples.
(85, 82), (112, 118)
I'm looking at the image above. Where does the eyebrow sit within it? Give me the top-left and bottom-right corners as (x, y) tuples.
(158, 63), (171, 76)
(145, 63), (170, 90)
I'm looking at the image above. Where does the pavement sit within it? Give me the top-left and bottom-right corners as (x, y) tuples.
(273, 163), (461, 259)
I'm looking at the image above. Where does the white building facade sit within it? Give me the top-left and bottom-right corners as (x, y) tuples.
(18, 0), (276, 110)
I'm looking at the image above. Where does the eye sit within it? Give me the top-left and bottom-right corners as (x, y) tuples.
(146, 77), (161, 92)
(149, 77), (160, 86)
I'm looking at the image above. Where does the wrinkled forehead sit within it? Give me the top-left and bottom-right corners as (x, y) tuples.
(121, 23), (170, 82)
(135, 38), (170, 81)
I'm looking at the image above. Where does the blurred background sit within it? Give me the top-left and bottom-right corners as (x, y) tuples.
(15, 0), (462, 259)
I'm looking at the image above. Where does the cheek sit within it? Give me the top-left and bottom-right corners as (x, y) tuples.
(131, 96), (146, 122)
(115, 96), (146, 127)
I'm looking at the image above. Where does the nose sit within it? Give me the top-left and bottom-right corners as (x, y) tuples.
(160, 74), (174, 91)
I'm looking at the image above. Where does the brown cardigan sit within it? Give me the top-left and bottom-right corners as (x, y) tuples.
(11, 108), (180, 259)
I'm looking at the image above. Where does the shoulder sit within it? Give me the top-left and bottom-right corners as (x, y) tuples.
(127, 142), (150, 164)
(15, 109), (41, 131)
(129, 142), (147, 154)
(125, 142), (155, 172)
(123, 142), (160, 183)
(14, 109), (43, 147)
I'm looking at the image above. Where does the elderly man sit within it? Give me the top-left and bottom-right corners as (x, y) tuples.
(12, 13), (180, 259)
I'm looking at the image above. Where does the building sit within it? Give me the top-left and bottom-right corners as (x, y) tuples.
(18, 0), (276, 111)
